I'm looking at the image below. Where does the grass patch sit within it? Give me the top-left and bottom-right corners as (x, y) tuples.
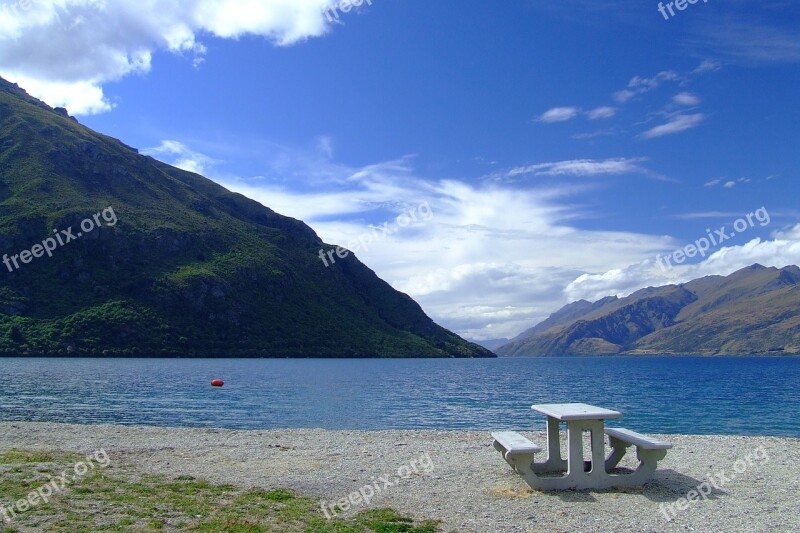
(0, 450), (440, 532)
(0, 449), (62, 464)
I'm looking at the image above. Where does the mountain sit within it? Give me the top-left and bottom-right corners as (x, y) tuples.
(496, 264), (800, 356)
(468, 338), (509, 351)
(500, 296), (619, 354)
(0, 78), (493, 358)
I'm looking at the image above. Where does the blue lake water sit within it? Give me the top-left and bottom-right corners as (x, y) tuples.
(1, 357), (798, 437)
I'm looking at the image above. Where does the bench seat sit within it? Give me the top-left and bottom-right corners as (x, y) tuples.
(605, 427), (672, 450)
(491, 431), (542, 456)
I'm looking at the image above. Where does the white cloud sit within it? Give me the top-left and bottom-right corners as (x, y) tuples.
(673, 92), (700, 106)
(565, 225), (800, 303)
(0, 0), (339, 115)
(674, 211), (739, 220)
(693, 59), (722, 74)
(614, 70), (682, 103)
(586, 106), (616, 120)
(144, 140), (218, 175)
(612, 61), (717, 106)
(537, 106), (581, 123)
(572, 129), (617, 140)
(148, 141), (678, 339)
(709, 177), (751, 189)
(149, 139), (800, 339)
(614, 89), (636, 104)
(704, 176), (751, 189)
(696, 21), (800, 65)
(641, 113), (705, 139)
(537, 105), (616, 124)
(629, 71), (680, 91)
(2, 75), (115, 115)
(507, 157), (651, 179)
(317, 136), (335, 159)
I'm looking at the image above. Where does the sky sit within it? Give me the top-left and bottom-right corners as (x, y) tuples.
(2, 0), (800, 341)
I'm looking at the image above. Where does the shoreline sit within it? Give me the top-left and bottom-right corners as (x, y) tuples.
(2, 354), (800, 357)
(2, 422), (798, 532)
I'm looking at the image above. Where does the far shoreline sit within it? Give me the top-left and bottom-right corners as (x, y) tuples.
(2, 353), (800, 358)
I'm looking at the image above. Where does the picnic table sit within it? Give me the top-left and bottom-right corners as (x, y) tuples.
(491, 403), (672, 490)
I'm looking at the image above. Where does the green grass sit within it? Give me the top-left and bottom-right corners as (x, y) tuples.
(0, 450), (440, 532)
(0, 449), (65, 464)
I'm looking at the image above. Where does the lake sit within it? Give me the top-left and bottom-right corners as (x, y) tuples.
(1, 357), (798, 437)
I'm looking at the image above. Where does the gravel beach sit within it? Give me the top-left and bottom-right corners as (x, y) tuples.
(1, 423), (797, 532)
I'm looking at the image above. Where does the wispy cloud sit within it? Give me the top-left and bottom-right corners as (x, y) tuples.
(145, 137), (798, 340)
(641, 113), (705, 139)
(146, 140), (682, 339)
(586, 106), (617, 120)
(673, 92), (700, 106)
(316, 136), (334, 159)
(692, 21), (800, 65)
(727, 177), (751, 188)
(507, 157), (651, 178)
(537, 105), (618, 125)
(673, 211), (740, 220)
(542, 60), (718, 145)
(705, 177), (751, 189)
(572, 128), (618, 140)
(143, 140), (218, 175)
(614, 70), (681, 103)
(536, 106), (581, 123)
(692, 59), (722, 74)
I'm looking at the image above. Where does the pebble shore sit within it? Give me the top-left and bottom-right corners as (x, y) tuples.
(1, 423), (797, 532)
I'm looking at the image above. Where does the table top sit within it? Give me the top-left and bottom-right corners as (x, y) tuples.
(531, 403), (623, 421)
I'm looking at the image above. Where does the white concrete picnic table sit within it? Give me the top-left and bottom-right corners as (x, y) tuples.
(492, 403), (672, 490)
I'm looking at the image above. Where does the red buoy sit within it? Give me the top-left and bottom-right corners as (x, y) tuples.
(211, 379), (224, 387)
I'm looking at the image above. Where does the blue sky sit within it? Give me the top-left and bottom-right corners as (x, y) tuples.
(2, 0), (800, 340)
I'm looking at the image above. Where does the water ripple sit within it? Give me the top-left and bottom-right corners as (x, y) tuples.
(0, 357), (798, 436)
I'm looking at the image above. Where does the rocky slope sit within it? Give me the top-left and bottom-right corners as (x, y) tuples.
(497, 264), (800, 356)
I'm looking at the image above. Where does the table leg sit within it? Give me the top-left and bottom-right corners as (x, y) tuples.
(605, 435), (629, 471)
(565, 419), (608, 486)
(589, 420), (607, 473)
(533, 416), (568, 474)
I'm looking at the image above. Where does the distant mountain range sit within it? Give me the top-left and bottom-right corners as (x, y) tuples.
(468, 338), (510, 351)
(0, 77), (493, 358)
(497, 264), (800, 356)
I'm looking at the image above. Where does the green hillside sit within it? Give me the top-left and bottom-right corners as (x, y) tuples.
(0, 77), (494, 358)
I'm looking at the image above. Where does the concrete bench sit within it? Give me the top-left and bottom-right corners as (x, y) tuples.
(605, 427), (673, 450)
(491, 431), (542, 475)
(491, 431), (542, 458)
(604, 427), (672, 483)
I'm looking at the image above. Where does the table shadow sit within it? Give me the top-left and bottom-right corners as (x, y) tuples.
(539, 469), (728, 504)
